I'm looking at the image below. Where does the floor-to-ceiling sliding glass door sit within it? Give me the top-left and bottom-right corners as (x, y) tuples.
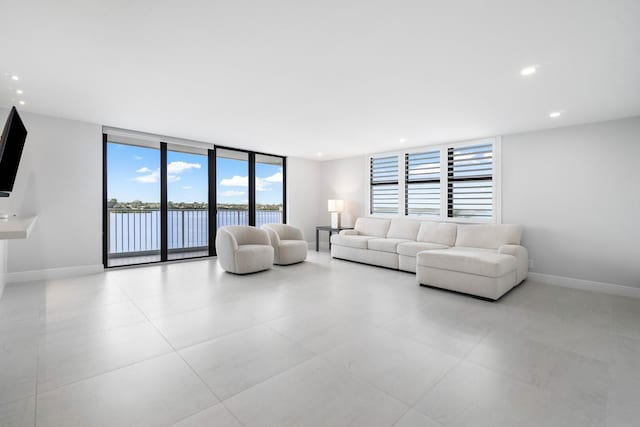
(104, 136), (161, 267)
(215, 148), (250, 228)
(255, 154), (285, 227)
(166, 144), (209, 260)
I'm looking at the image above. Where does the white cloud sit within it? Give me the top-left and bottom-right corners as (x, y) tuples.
(256, 178), (270, 191)
(263, 171), (283, 183)
(220, 175), (248, 187)
(220, 190), (244, 197)
(133, 161), (200, 184)
(219, 174), (278, 191)
(181, 186), (192, 190)
(167, 161), (201, 174)
(134, 170), (160, 183)
(134, 155), (143, 160)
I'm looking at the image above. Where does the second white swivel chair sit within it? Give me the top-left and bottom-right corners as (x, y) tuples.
(261, 224), (308, 265)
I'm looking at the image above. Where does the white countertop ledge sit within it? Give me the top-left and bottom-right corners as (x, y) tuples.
(0, 216), (37, 239)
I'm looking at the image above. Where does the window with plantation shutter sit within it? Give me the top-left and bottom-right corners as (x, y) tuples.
(370, 155), (399, 214)
(447, 143), (493, 219)
(405, 150), (440, 216)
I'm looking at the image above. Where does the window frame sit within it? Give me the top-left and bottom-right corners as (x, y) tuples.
(367, 154), (402, 217)
(404, 150), (441, 218)
(366, 137), (501, 224)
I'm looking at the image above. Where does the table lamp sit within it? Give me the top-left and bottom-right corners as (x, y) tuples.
(327, 199), (344, 228)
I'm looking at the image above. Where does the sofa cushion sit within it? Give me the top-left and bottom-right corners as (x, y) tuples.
(396, 241), (449, 257)
(367, 238), (412, 253)
(330, 234), (375, 249)
(417, 221), (457, 246)
(354, 217), (391, 237)
(455, 224), (522, 249)
(417, 248), (517, 277)
(386, 218), (421, 240)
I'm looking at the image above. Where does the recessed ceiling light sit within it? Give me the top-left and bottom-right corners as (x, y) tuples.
(399, 138), (407, 143)
(16, 89), (23, 95)
(316, 152), (323, 157)
(18, 100), (25, 105)
(11, 75), (19, 81)
(549, 111), (562, 118)
(520, 66), (537, 76)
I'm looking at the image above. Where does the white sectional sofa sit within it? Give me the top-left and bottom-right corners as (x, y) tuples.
(330, 217), (528, 300)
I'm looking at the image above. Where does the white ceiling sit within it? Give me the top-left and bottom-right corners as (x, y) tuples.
(1, 0), (639, 160)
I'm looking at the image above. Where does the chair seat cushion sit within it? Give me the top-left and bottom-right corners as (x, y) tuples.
(237, 244), (274, 257)
(234, 244), (274, 274)
(330, 234), (375, 249)
(280, 240), (307, 248)
(397, 241), (449, 257)
(367, 238), (413, 253)
(277, 240), (308, 264)
(416, 248), (516, 277)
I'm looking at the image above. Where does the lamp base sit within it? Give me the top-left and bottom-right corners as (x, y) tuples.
(330, 212), (341, 229)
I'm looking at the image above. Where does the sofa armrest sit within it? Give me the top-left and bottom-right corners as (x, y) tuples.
(339, 229), (358, 236)
(499, 244), (529, 283)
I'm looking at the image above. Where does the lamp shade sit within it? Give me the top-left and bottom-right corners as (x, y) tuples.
(327, 199), (344, 212)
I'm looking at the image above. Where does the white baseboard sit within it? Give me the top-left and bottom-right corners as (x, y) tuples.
(528, 272), (640, 299)
(7, 264), (104, 283)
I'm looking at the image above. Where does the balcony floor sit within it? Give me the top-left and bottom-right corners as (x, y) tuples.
(108, 250), (210, 267)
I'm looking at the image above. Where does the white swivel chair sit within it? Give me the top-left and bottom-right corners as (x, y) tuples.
(215, 226), (274, 274)
(261, 224), (308, 265)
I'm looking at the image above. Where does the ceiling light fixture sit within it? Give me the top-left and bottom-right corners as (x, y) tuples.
(16, 89), (23, 95)
(11, 75), (19, 81)
(520, 66), (537, 76)
(18, 100), (25, 105)
(316, 152), (323, 157)
(399, 138), (407, 143)
(549, 111), (562, 118)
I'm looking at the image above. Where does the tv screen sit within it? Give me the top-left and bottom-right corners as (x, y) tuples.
(0, 106), (27, 193)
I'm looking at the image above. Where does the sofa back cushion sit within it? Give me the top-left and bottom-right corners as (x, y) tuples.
(354, 217), (391, 237)
(417, 221), (457, 246)
(386, 218), (421, 240)
(455, 224), (522, 249)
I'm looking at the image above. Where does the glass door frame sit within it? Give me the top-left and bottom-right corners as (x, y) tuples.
(211, 145), (287, 256)
(103, 135), (287, 266)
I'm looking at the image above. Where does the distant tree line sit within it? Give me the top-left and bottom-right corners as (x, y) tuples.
(107, 199), (281, 211)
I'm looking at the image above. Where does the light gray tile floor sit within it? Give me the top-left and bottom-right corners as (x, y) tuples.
(0, 251), (638, 426)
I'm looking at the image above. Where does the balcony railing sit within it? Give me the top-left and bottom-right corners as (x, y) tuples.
(108, 208), (283, 257)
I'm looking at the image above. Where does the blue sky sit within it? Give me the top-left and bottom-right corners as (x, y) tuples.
(107, 143), (283, 204)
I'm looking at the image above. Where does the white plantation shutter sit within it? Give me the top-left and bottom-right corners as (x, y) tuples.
(370, 155), (399, 214)
(405, 150), (440, 216)
(447, 143), (493, 219)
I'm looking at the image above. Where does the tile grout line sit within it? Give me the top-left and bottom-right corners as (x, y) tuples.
(121, 282), (248, 427)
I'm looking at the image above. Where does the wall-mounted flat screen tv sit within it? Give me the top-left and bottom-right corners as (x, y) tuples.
(0, 106), (27, 196)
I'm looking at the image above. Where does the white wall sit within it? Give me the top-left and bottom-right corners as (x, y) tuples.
(286, 157), (324, 245)
(0, 109), (103, 276)
(320, 157), (367, 228)
(502, 117), (640, 288)
(315, 157), (367, 245)
(319, 116), (640, 288)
